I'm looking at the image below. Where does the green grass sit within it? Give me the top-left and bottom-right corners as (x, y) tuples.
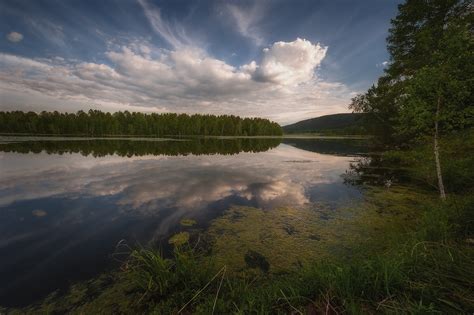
(7, 130), (474, 314)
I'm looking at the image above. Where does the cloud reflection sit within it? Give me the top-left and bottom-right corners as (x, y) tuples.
(0, 142), (363, 305)
(0, 143), (362, 242)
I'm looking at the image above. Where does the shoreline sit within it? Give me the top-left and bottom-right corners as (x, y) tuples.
(0, 133), (370, 140)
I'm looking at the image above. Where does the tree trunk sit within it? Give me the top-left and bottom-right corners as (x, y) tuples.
(434, 95), (446, 200)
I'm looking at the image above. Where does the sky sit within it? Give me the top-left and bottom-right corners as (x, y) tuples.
(0, 0), (400, 125)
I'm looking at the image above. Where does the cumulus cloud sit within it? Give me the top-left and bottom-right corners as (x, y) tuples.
(0, 37), (354, 124)
(251, 38), (328, 85)
(6, 32), (23, 43)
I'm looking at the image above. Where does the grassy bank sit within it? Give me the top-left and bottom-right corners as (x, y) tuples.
(5, 132), (473, 314)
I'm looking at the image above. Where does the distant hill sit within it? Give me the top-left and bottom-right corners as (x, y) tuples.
(282, 113), (367, 135)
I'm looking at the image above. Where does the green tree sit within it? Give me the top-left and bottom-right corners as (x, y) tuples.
(350, 0), (473, 198)
(0, 110), (283, 137)
(397, 20), (473, 199)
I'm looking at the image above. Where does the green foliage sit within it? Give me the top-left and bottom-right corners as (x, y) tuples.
(349, 76), (403, 143)
(0, 110), (283, 136)
(350, 0), (473, 144)
(126, 248), (174, 296)
(386, 0), (468, 78)
(383, 130), (474, 194)
(397, 15), (474, 141)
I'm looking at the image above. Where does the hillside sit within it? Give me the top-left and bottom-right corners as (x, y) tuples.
(282, 113), (367, 135)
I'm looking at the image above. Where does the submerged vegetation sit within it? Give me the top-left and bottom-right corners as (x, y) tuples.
(0, 110), (283, 136)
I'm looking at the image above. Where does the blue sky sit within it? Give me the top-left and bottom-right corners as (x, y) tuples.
(0, 0), (400, 124)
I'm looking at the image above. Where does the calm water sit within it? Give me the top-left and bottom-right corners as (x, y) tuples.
(0, 137), (367, 306)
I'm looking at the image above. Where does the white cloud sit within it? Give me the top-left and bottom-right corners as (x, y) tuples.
(138, 0), (194, 49)
(225, 3), (265, 46)
(0, 38), (354, 124)
(6, 32), (23, 43)
(251, 38), (328, 85)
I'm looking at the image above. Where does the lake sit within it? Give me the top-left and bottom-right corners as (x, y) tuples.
(0, 136), (368, 307)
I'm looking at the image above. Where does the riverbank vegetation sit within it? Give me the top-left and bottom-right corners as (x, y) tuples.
(0, 111), (283, 137)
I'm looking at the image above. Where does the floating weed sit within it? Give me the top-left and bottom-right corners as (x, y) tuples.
(207, 205), (339, 272)
(180, 218), (197, 227)
(168, 232), (190, 246)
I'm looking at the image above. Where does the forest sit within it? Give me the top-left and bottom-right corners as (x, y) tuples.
(0, 110), (283, 137)
(282, 113), (368, 135)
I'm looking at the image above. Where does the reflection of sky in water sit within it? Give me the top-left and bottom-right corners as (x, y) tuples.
(0, 142), (361, 306)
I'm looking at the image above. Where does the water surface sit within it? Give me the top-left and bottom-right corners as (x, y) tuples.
(0, 137), (367, 306)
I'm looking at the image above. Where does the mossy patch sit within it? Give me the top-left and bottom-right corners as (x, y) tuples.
(207, 184), (430, 273)
(207, 205), (343, 272)
(168, 232), (190, 246)
(179, 218), (197, 227)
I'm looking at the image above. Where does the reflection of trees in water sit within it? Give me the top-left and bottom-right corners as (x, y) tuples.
(283, 138), (369, 156)
(342, 155), (410, 187)
(0, 138), (282, 157)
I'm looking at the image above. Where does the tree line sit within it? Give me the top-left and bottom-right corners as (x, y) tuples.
(350, 0), (473, 199)
(0, 110), (283, 137)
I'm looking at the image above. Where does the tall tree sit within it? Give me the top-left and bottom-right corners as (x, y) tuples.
(397, 13), (473, 199)
(351, 0), (473, 199)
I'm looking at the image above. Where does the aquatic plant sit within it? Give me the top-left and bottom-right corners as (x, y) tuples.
(180, 219), (197, 227)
